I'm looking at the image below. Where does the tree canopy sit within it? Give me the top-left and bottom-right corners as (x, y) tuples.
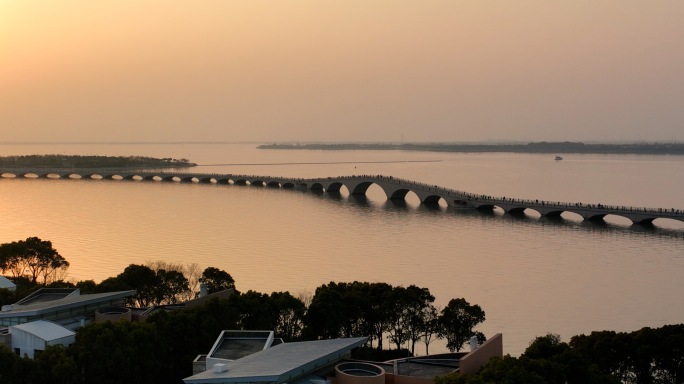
(199, 266), (235, 294)
(438, 298), (486, 352)
(0, 237), (69, 285)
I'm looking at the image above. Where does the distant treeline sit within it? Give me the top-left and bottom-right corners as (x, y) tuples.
(258, 142), (684, 155)
(0, 154), (196, 168)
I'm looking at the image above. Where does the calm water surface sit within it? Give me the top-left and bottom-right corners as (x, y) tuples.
(1, 143), (683, 356)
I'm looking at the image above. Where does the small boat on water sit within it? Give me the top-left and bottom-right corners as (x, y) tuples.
(555, 156), (563, 160)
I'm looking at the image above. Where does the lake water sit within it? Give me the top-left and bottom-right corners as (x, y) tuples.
(1, 143), (683, 356)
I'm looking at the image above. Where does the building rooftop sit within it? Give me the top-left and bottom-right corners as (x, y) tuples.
(213, 337), (270, 360)
(15, 288), (78, 305)
(207, 330), (274, 361)
(185, 337), (367, 384)
(0, 276), (16, 291)
(11, 320), (75, 341)
(1, 290), (135, 318)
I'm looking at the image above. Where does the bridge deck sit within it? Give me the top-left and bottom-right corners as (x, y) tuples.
(2, 168), (683, 225)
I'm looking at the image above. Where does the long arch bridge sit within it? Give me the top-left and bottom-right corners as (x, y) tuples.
(2, 168), (683, 226)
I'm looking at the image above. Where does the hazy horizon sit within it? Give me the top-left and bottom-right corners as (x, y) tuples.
(2, 1), (684, 143)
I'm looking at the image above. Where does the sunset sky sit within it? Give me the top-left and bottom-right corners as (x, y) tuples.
(1, 1), (683, 143)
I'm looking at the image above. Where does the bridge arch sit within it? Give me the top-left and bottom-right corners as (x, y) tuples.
(387, 188), (411, 200)
(506, 207), (527, 215)
(347, 181), (374, 196)
(543, 210), (565, 218)
(324, 182), (345, 194)
(421, 194), (445, 205)
(585, 213), (608, 222)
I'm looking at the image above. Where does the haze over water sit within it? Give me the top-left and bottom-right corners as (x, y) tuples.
(1, 143), (683, 356)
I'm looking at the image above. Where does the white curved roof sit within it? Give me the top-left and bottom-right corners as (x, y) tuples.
(11, 320), (75, 341)
(0, 276), (16, 290)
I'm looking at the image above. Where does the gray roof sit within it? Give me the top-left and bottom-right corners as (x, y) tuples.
(0, 290), (135, 318)
(185, 337), (368, 384)
(11, 320), (75, 341)
(0, 276), (16, 289)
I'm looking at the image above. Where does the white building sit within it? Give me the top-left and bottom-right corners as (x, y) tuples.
(0, 276), (16, 291)
(9, 320), (75, 358)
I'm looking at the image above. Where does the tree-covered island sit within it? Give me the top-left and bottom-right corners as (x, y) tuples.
(0, 155), (196, 169)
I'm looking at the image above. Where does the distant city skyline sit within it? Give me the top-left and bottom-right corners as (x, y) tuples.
(2, 1), (683, 143)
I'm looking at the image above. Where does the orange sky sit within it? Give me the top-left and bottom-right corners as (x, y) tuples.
(1, 1), (683, 143)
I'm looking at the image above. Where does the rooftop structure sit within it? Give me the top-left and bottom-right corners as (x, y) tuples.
(207, 330), (275, 361)
(0, 288), (135, 327)
(0, 276), (16, 291)
(187, 332), (503, 384)
(185, 337), (368, 384)
(9, 320), (76, 358)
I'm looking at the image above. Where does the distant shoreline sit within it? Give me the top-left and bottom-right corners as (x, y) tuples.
(257, 142), (684, 155)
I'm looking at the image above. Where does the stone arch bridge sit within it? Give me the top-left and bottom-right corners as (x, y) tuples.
(2, 168), (683, 226)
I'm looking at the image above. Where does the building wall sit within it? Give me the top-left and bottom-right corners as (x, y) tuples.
(458, 333), (503, 375)
(10, 329), (47, 359)
(10, 329), (75, 359)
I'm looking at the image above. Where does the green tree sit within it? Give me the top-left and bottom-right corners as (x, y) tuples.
(422, 304), (440, 355)
(0, 344), (22, 384)
(438, 298), (485, 352)
(365, 282), (393, 350)
(116, 264), (159, 307)
(524, 333), (569, 360)
(31, 345), (79, 384)
(270, 291), (306, 341)
(435, 371), (486, 384)
(476, 355), (547, 384)
(304, 282), (346, 339)
(72, 321), (163, 384)
(153, 269), (190, 304)
(75, 279), (98, 294)
(0, 237), (69, 284)
(386, 286), (411, 350)
(233, 290), (278, 330)
(402, 285), (435, 355)
(199, 267), (235, 294)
